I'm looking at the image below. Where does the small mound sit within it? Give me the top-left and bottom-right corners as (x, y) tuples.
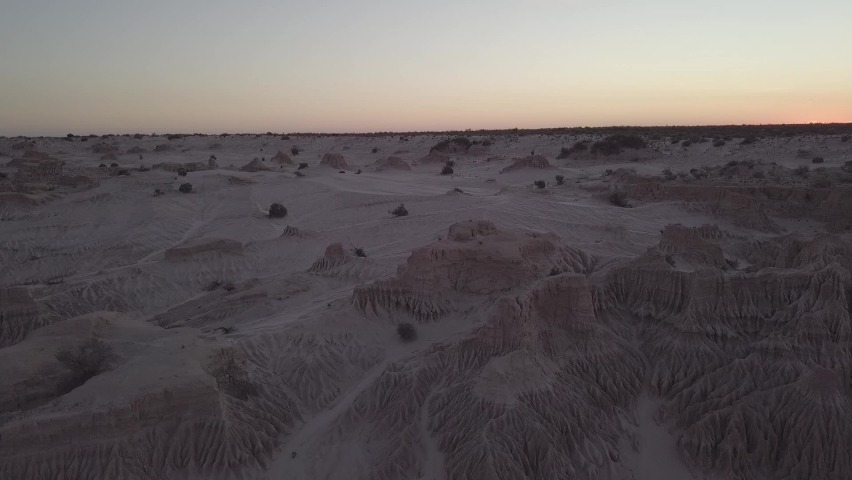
(308, 243), (351, 272)
(419, 151), (450, 164)
(373, 156), (411, 171)
(500, 155), (553, 173)
(466, 144), (489, 156)
(320, 153), (349, 170)
(240, 158), (269, 172)
(280, 225), (303, 237)
(126, 146), (147, 154)
(271, 150), (293, 165)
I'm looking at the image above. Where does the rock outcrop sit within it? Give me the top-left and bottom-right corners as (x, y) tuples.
(320, 153), (349, 170)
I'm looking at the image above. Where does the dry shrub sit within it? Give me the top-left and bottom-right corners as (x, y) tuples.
(396, 323), (417, 342)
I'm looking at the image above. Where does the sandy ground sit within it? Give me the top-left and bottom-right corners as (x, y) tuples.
(1, 132), (851, 480)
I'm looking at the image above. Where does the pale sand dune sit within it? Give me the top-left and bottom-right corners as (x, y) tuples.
(1, 132), (852, 479)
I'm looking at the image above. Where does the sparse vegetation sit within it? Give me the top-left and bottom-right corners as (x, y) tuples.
(295, 171), (305, 177)
(55, 337), (117, 392)
(555, 174), (565, 185)
(153, 188), (164, 196)
(794, 165), (809, 177)
(591, 135), (647, 155)
(608, 190), (630, 207)
(396, 323), (417, 342)
(98, 163), (107, 168)
(441, 165), (454, 175)
(298, 162), (308, 170)
(291, 146), (300, 155)
(268, 203), (288, 218)
(690, 168), (708, 180)
(179, 183), (193, 193)
(557, 141), (588, 158)
(430, 137), (472, 154)
(681, 140), (693, 147)
(534, 180), (546, 189)
(812, 157), (824, 164)
(391, 204), (409, 217)
(842, 135), (850, 142)
(177, 168), (187, 176)
(662, 168), (676, 181)
(752, 171), (765, 179)
(740, 136), (758, 145)
(110, 162), (119, 168)
(355, 169), (362, 174)
(713, 140), (726, 147)
(372, 147), (379, 153)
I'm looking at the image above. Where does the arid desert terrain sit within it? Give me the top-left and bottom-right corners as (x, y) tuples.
(2, 127), (852, 480)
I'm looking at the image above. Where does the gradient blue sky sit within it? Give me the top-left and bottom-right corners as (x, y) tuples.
(1, 0), (850, 136)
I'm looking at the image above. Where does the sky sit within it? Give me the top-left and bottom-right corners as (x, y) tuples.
(1, 0), (851, 136)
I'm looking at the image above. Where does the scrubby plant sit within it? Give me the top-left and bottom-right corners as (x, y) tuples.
(534, 180), (546, 189)
(665, 255), (676, 267)
(591, 135), (647, 155)
(179, 183), (192, 193)
(681, 140), (692, 147)
(794, 165), (809, 177)
(740, 136), (758, 145)
(268, 203), (288, 218)
(662, 168), (676, 181)
(55, 337), (117, 392)
(153, 188), (163, 196)
(139, 164), (150, 172)
(690, 168), (708, 180)
(110, 162), (119, 168)
(608, 190), (629, 207)
(726, 160), (739, 167)
(713, 140), (726, 147)
(291, 146), (300, 155)
(396, 323), (417, 342)
(372, 147), (379, 153)
(555, 174), (565, 185)
(842, 135), (850, 142)
(842, 161), (852, 173)
(812, 157), (824, 164)
(177, 168), (187, 176)
(117, 169), (130, 176)
(391, 204), (409, 217)
(294, 171), (305, 177)
(441, 165), (454, 175)
(98, 163), (107, 168)
(430, 137), (472, 153)
(298, 163), (308, 170)
(355, 169), (362, 174)
(557, 141), (588, 158)
(446, 160), (455, 168)
(752, 171), (765, 179)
